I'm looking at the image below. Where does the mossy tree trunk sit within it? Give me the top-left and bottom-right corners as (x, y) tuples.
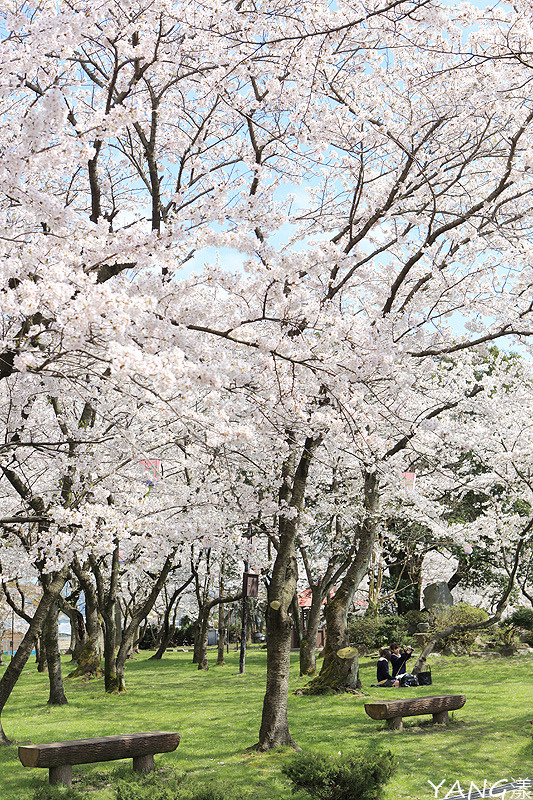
(85, 584), (103, 656)
(299, 586), (323, 677)
(76, 545), (120, 692)
(251, 434), (322, 752)
(301, 470), (379, 694)
(42, 597), (68, 705)
(70, 558), (105, 680)
(68, 637), (104, 679)
(0, 567), (68, 744)
(298, 517), (355, 677)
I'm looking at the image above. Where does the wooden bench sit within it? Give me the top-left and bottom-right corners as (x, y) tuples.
(364, 694), (466, 730)
(18, 730), (180, 786)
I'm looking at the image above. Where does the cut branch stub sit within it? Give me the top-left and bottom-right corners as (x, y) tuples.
(336, 647), (358, 660)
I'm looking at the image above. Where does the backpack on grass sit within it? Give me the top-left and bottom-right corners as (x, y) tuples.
(399, 673), (419, 687)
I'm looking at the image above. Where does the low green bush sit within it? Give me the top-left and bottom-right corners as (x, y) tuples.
(32, 784), (85, 800)
(403, 610), (429, 632)
(114, 766), (186, 800)
(432, 602), (488, 653)
(348, 615), (409, 652)
(32, 766), (232, 800)
(115, 768), (235, 800)
(282, 745), (396, 800)
(376, 615), (409, 647)
(347, 617), (381, 652)
(508, 606), (533, 631)
(179, 788), (230, 800)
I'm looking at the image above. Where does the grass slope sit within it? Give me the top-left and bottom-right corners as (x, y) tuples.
(0, 647), (532, 799)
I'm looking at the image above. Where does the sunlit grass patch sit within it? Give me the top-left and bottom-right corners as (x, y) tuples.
(0, 648), (531, 799)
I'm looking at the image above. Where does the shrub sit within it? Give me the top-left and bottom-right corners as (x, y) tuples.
(347, 617), (382, 652)
(114, 765), (185, 800)
(508, 607), (533, 631)
(404, 610), (429, 633)
(138, 623), (159, 649)
(113, 767), (236, 800)
(375, 615), (409, 647)
(282, 746), (396, 800)
(179, 787), (232, 800)
(172, 622), (195, 647)
(432, 603), (488, 653)
(32, 784), (85, 800)
(348, 615), (409, 652)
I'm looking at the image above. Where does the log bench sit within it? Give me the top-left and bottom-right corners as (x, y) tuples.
(18, 730), (180, 786)
(364, 694), (466, 730)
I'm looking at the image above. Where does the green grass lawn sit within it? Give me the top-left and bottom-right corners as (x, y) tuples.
(0, 647), (532, 799)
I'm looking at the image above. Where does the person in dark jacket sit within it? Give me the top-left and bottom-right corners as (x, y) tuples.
(390, 643), (413, 677)
(376, 648), (399, 687)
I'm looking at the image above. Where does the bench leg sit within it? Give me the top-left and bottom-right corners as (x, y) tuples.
(133, 754), (155, 773)
(386, 717), (403, 731)
(49, 764), (72, 786)
(432, 710), (449, 725)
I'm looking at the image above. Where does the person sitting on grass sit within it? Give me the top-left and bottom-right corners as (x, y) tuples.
(390, 643), (413, 677)
(376, 648), (400, 687)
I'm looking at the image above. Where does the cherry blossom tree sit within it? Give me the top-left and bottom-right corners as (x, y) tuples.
(3, 0), (533, 751)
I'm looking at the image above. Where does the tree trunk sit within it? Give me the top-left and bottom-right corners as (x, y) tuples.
(43, 600), (68, 705)
(36, 634), (47, 672)
(68, 637), (103, 680)
(299, 587), (323, 676)
(197, 592), (243, 671)
(251, 434), (322, 752)
(150, 576), (194, 660)
(256, 553), (299, 751)
(70, 559), (105, 679)
(198, 607), (210, 671)
(115, 601), (123, 647)
(150, 591), (176, 660)
(85, 589), (103, 657)
(69, 601), (103, 679)
(217, 559), (226, 666)
(150, 617), (174, 660)
(301, 470), (379, 694)
(0, 567), (68, 744)
(102, 607), (118, 691)
(300, 596), (360, 694)
(239, 560), (250, 675)
(192, 620), (201, 665)
(217, 605), (226, 666)
(112, 552), (177, 692)
(66, 607), (85, 660)
(128, 624), (140, 657)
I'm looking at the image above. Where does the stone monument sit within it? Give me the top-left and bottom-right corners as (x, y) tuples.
(422, 581), (453, 611)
